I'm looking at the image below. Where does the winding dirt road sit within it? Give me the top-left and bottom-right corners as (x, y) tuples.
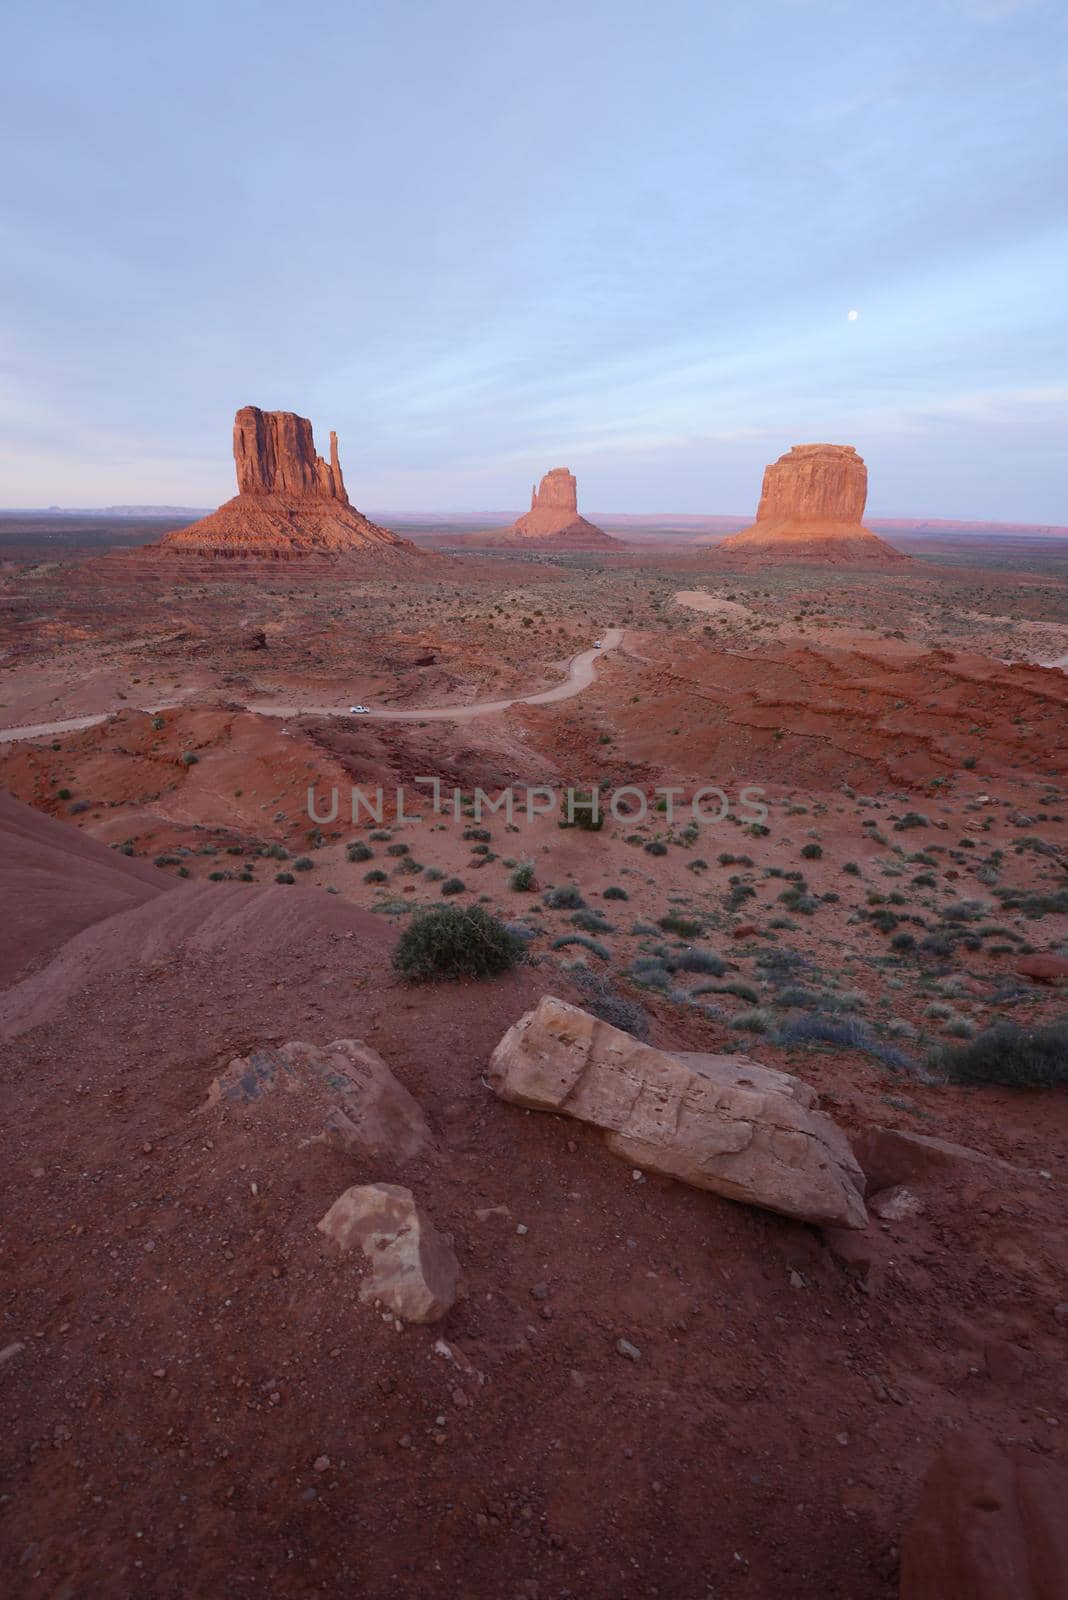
(0, 631), (624, 744)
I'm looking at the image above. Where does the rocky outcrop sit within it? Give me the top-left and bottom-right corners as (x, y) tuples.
(487, 996), (867, 1228)
(714, 444), (907, 563)
(318, 1183), (459, 1323)
(203, 1038), (430, 1163)
(901, 1436), (1068, 1600)
(156, 407), (421, 560)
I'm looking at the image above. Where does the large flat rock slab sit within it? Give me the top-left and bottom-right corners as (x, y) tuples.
(488, 997), (867, 1229)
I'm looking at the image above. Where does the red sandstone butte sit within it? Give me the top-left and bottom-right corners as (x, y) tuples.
(712, 444), (907, 563)
(507, 467), (620, 547)
(157, 407), (418, 559)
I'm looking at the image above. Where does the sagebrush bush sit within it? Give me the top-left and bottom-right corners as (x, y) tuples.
(510, 862), (536, 891)
(393, 905), (524, 982)
(544, 884), (585, 909)
(800, 842), (823, 860)
(931, 1020), (1068, 1088)
(658, 914), (702, 938)
(603, 885), (629, 901)
(440, 876), (466, 896)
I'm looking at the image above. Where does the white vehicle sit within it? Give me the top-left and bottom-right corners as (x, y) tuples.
(593, 639), (603, 650)
(349, 704), (371, 715)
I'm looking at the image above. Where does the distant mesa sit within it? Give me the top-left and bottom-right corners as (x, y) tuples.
(450, 467), (622, 550)
(155, 407), (419, 560)
(710, 444), (907, 564)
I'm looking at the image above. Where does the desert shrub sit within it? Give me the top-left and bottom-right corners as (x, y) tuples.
(440, 876), (466, 896)
(570, 968), (650, 1040)
(180, 752), (198, 766)
(773, 1013), (914, 1071)
(694, 979), (759, 1003)
(688, 859), (709, 873)
(393, 905), (524, 982)
(843, 861), (861, 876)
(572, 909), (614, 934)
(732, 1007), (772, 1033)
(658, 914), (702, 938)
(208, 870), (228, 882)
(395, 857), (424, 875)
(57, 787), (72, 800)
(551, 934), (610, 960)
(370, 830), (392, 841)
(930, 1020), (1068, 1088)
(890, 932), (916, 952)
(423, 866), (445, 881)
(293, 857), (314, 871)
(773, 985), (820, 1009)
(510, 863), (536, 891)
(630, 957), (670, 989)
(560, 788), (604, 831)
(544, 884), (585, 910)
(275, 872), (295, 884)
(603, 885), (629, 901)
(644, 840), (668, 857)
(69, 800), (91, 814)
(893, 812), (930, 831)
(462, 827), (491, 843)
(364, 869), (388, 884)
(386, 842), (410, 856)
(800, 842), (823, 860)
(669, 949), (727, 976)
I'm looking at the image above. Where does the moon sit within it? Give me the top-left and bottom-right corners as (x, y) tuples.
(847, 309), (859, 321)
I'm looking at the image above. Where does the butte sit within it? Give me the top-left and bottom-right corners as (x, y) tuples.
(152, 406), (422, 561)
(707, 444), (907, 564)
(455, 468), (622, 550)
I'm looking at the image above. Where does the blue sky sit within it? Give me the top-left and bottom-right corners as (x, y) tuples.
(1, 0), (1066, 519)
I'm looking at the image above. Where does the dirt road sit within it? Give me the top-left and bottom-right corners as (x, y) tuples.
(0, 632), (624, 743)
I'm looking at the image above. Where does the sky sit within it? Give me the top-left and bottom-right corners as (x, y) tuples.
(1, 0), (1066, 520)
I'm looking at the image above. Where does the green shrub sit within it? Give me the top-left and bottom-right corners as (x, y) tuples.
(347, 841), (373, 862)
(800, 842), (823, 860)
(440, 876), (466, 896)
(275, 871), (295, 884)
(364, 869), (388, 883)
(603, 885), (629, 900)
(931, 1021), (1068, 1088)
(509, 862), (535, 891)
(57, 788), (72, 800)
(180, 752), (199, 766)
(293, 856), (314, 871)
(393, 906), (524, 982)
(644, 840), (668, 857)
(386, 842), (410, 856)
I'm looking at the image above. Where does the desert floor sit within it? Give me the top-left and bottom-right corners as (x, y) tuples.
(1, 519), (1066, 1599)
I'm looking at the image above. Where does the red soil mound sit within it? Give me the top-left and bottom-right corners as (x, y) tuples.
(0, 789), (170, 985)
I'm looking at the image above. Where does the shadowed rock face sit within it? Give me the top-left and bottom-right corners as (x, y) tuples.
(717, 442), (907, 564)
(155, 407), (420, 559)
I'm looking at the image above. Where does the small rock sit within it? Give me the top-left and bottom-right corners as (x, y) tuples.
(616, 1338), (642, 1362)
(317, 1183), (458, 1325)
(313, 1455), (330, 1473)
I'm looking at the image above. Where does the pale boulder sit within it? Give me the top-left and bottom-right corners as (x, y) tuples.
(318, 1183), (458, 1323)
(487, 997), (867, 1229)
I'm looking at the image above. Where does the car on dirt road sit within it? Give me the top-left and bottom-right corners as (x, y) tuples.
(349, 704), (371, 714)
